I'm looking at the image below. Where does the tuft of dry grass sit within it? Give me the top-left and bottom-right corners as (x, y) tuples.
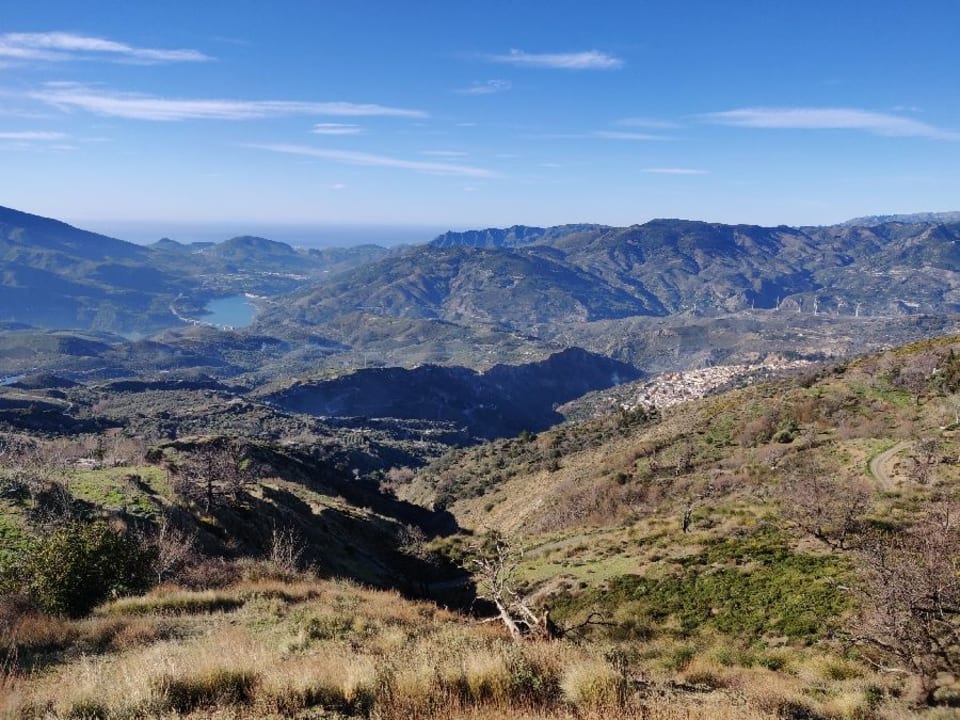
(560, 658), (626, 710)
(153, 667), (260, 713)
(104, 588), (245, 616)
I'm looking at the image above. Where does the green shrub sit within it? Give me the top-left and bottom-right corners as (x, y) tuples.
(553, 527), (850, 642)
(20, 520), (156, 617)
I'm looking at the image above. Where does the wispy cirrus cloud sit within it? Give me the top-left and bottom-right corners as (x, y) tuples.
(641, 168), (708, 175)
(592, 130), (669, 141)
(0, 31), (210, 63)
(312, 123), (363, 135)
(29, 84), (428, 121)
(487, 49), (623, 70)
(248, 143), (497, 178)
(703, 107), (959, 140)
(457, 79), (511, 95)
(525, 130), (671, 141)
(0, 130), (66, 141)
(618, 117), (681, 129)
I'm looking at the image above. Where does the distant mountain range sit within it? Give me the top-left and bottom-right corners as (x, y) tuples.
(5, 203), (960, 378)
(430, 224), (607, 249)
(841, 211), (960, 227)
(272, 217), (960, 331)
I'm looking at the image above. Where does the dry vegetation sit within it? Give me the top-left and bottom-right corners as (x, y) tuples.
(0, 575), (915, 720)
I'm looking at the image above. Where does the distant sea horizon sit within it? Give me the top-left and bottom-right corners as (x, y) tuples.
(73, 220), (452, 248)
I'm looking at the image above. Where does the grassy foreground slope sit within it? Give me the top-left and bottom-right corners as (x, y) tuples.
(4, 574), (892, 720)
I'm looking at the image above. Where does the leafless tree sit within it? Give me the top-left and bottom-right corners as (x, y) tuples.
(911, 436), (942, 485)
(779, 455), (870, 550)
(398, 524), (433, 563)
(175, 439), (257, 512)
(268, 523), (305, 574)
(944, 393), (960, 427)
(467, 531), (557, 640)
(681, 471), (727, 533)
(150, 512), (198, 583)
(674, 441), (695, 477)
(0, 435), (74, 526)
(853, 497), (960, 703)
(893, 356), (936, 406)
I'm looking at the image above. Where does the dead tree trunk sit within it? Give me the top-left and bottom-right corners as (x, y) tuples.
(469, 531), (550, 640)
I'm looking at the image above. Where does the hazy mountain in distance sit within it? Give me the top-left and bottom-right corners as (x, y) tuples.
(841, 211), (960, 227)
(430, 224), (608, 249)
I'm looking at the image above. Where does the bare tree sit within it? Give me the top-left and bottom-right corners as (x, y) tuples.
(911, 436), (942, 485)
(175, 439), (257, 512)
(0, 435), (74, 526)
(268, 523), (305, 574)
(150, 512), (198, 583)
(467, 531), (558, 640)
(893, 356), (936, 406)
(398, 524), (433, 563)
(944, 393), (960, 427)
(854, 498), (960, 703)
(779, 455), (870, 550)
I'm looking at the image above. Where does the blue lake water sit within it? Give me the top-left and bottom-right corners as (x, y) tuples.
(203, 295), (257, 329)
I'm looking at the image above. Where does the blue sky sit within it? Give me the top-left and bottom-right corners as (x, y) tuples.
(2, 1), (959, 241)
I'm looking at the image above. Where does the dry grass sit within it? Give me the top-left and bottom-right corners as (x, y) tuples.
(0, 578), (923, 720)
(560, 658), (626, 709)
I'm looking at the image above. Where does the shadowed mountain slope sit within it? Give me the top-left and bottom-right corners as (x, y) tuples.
(262, 348), (641, 440)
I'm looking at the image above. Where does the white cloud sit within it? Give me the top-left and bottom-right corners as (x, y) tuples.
(457, 79), (511, 95)
(703, 107), (959, 140)
(641, 168), (708, 175)
(525, 130), (670, 141)
(487, 49), (623, 70)
(592, 130), (669, 141)
(0, 130), (66, 140)
(249, 143), (497, 178)
(312, 123), (363, 135)
(29, 85), (428, 121)
(330, 183), (346, 190)
(618, 117), (680, 129)
(0, 31), (210, 63)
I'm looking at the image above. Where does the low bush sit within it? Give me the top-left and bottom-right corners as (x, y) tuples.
(18, 520), (156, 617)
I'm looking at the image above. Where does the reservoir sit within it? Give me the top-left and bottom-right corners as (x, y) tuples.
(203, 295), (257, 329)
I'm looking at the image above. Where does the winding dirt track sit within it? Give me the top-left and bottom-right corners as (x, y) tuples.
(867, 440), (910, 491)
